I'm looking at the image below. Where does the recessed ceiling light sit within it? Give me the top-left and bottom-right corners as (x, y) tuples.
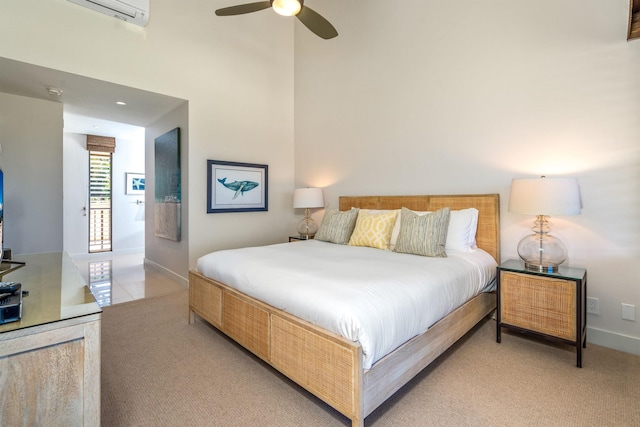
(116, 101), (127, 106)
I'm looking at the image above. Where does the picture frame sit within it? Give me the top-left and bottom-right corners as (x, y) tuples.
(125, 173), (145, 195)
(207, 160), (268, 213)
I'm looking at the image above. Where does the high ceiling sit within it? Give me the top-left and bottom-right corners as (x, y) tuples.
(0, 57), (185, 139)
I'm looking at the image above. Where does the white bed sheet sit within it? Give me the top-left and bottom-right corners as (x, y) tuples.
(196, 239), (496, 369)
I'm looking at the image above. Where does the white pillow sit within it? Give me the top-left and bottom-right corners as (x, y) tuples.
(388, 208), (478, 252)
(389, 211), (407, 251)
(446, 208), (478, 252)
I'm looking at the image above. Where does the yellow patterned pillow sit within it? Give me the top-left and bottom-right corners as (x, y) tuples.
(348, 210), (399, 250)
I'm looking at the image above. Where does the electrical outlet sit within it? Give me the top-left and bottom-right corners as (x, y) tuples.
(586, 297), (599, 315)
(621, 303), (636, 321)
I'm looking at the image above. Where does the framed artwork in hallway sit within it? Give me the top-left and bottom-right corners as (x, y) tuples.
(126, 173), (145, 195)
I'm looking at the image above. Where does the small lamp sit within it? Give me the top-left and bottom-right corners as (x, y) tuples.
(293, 188), (324, 238)
(509, 176), (581, 272)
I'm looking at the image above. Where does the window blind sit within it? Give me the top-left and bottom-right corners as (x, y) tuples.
(86, 135), (116, 153)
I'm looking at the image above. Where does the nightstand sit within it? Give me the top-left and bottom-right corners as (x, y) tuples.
(496, 259), (587, 367)
(289, 236), (313, 242)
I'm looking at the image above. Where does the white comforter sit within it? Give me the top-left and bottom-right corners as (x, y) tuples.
(196, 239), (496, 369)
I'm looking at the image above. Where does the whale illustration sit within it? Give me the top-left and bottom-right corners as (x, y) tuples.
(217, 178), (259, 199)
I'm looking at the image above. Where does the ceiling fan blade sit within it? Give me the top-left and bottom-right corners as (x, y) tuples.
(296, 6), (338, 39)
(215, 1), (271, 16)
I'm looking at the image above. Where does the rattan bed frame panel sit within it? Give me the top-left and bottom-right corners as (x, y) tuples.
(271, 314), (362, 416)
(189, 271), (364, 420)
(223, 292), (271, 361)
(189, 272), (222, 327)
(189, 194), (500, 427)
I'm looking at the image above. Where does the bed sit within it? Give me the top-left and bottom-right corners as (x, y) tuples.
(189, 194), (500, 426)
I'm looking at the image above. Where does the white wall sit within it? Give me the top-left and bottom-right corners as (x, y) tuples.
(0, 92), (63, 254)
(63, 131), (146, 257)
(0, 0), (296, 279)
(112, 133), (146, 251)
(294, 0), (640, 353)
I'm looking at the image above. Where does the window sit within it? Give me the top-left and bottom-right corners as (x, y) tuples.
(89, 152), (112, 252)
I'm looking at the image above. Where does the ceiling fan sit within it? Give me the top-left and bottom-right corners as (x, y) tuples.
(215, 0), (338, 40)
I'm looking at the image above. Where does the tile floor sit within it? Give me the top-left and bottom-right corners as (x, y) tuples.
(71, 251), (186, 307)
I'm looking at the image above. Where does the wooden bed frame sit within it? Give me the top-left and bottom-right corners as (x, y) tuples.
(189, 194), (500, 426)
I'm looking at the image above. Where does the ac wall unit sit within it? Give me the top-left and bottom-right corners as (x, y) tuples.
(66, 0), (149, 27)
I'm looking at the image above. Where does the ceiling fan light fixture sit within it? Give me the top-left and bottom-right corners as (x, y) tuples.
(271, 0), (302, 16)
(215, 0), (337, 39)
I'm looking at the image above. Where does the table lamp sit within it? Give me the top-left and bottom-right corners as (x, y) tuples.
(293, 188), (324, 238)
(508, 176), (581, 272)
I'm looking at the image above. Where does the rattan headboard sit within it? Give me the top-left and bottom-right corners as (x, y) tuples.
(339, 194), (500, 262)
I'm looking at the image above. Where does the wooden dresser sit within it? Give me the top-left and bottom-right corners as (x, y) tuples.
(0, 252), (102, 426)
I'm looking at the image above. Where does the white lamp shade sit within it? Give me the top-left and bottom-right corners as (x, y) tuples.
(509, 177), (581, 216)
(293, 188), (324, 209)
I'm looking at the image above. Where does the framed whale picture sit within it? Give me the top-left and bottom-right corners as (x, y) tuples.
(207, 160), (268, 213)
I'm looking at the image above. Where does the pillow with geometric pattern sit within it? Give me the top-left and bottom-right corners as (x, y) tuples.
(348, 209), (399, 250)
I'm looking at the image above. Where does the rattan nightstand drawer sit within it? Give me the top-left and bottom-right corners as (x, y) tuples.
(500, 271), (576, 341)
(496, 259), (587, 367)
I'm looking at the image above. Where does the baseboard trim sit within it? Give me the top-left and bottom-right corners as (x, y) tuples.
(587, 326), (640, 356)
(143, 257), (188, 288)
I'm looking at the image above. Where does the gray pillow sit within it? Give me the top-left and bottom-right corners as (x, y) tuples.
(315, 208), (360, 244)
(394, 207), (450, 257)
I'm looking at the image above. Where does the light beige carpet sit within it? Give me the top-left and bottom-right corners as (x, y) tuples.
(101, 290), (640, 426)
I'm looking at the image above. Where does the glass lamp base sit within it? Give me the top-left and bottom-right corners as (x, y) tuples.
(517, 233), (568, 273)
(523, 262), (560, 273)
(296, 217), (318, 238)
